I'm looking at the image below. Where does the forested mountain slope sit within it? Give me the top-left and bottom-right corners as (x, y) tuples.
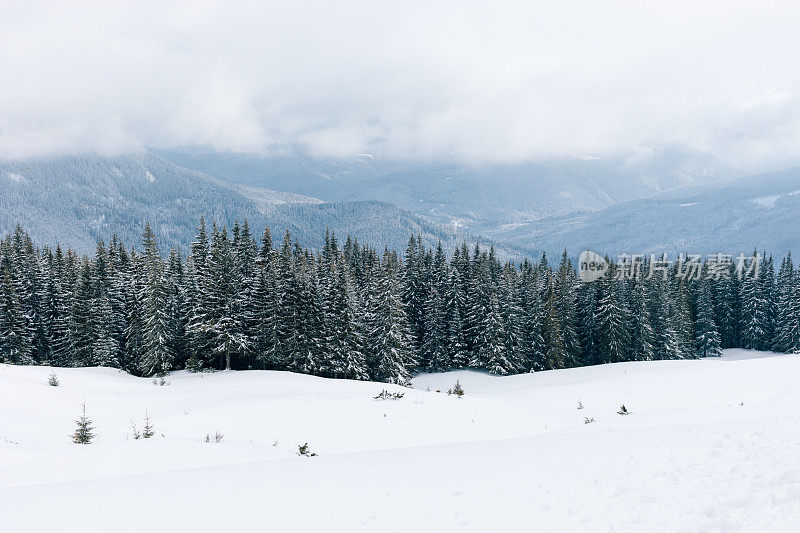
(158, 145), (739, 236)
(0, 154), (518, 256)
(506, 167), (800, 257)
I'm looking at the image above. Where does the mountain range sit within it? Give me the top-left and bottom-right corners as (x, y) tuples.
(3, 147), (800, 259)
(158, 145), (740, 236)
(0, 153), (522, 257)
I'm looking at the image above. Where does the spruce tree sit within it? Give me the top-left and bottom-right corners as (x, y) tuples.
(594, 269), (629, 364)
(739, 252), (767, 350)
(368, 252), (413, 385)
(519, 263), (546, 371)
(0, 272), (32, 364)
(542, 282), (567, 370)
(773, 255), (796, 352)
(326, 264), (369, 379)
(69, 262), (95, 366)
(695, 280), (722, 357)
(555, 251), (582, 366)
(470, 293), (515, 375)
(627, 281), (655, 361)
(422, 282), (450, 371)
(72, 402), (95, 444)
(44, 275), (70, 366)
(138, 224), (174, 376)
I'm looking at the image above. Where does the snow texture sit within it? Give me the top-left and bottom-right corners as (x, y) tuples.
(1, 349), (799, 531)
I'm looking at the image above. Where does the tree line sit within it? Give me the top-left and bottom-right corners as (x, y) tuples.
(0, 220), (795, 384)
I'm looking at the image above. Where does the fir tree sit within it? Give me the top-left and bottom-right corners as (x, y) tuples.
(594, 270), (629, 364)
(555, 251), (582, 366)
(138, 224), (174, 376)
(471, 293), (515, 375)
(368, 252), (413, 385)
(326, 264), (369, 379)
(739, 252), (767, 350)
(0, 272), (32, 364)
(627, 281), (655, 361)
(142, 413), (155, 439)
(695, 280), (722, 357)
(69, 262), (95, 366)
(72, 402), (95, 444)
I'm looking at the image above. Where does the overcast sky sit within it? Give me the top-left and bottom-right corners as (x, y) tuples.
(2, 1), (800, 169)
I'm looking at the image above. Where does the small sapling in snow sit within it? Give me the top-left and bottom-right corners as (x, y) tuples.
(132, 413), (156, 439)
(205, 431), (224, 443)
(142, 413), (155, 438)
(374, 389), (404, 400)
(48, 373), (59, 387)
(448, 381), (465, 397)
(72, 402), (95, 444)
(131, 421), (141, 439)
(298, 442), (317, 457)
(152, 376), (170, 386)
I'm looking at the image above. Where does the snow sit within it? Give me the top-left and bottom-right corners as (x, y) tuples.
(2, 350), (799, 531)
(753, 194), (781, 208)
(145, 170), (156, 183)
(752, 189), (800, 208)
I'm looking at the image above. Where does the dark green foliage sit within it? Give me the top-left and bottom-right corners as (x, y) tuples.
(448, 380), (465, 397)
(297, 442), (317, 457)
(142, 413), (155, 439)
(695, 280), (723, 357)
(0, 222), (796, 386)
(72, 402), (95, 444)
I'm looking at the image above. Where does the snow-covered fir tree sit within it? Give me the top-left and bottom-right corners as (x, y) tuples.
(367, 251), (413, 385)
(2, 221), (799, 381)
(695, 279), (722, 357)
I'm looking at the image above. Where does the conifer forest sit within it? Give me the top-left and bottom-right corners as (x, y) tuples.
(0, 219), (793, 385)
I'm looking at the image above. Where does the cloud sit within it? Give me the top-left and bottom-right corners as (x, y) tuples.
(1, 0), (800, 169)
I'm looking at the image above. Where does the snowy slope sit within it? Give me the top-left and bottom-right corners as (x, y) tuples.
(1, 350), (799, 531)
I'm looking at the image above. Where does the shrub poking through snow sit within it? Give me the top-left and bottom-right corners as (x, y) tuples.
(374, 390), (404, 400)
(205, 431), (224, 443)
(577, 400), (583, 410)
(72, 402), (95, 444)
(617, 405), (631, 415)
(152, 376), (170, 386)
(142, 413), (155, 439)
(584, 417), (595, 424)
(298, 442), (317, 457)
(448, 381), (465, 397)
(48, 373), (59, 387)
(132, 413), (155, 439)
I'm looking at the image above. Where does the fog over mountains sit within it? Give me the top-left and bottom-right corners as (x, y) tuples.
(0, 153), (519, 257)
(159, 145), (739, 232)
(3, 147), (799, 258)
(521, 166), (800, 257)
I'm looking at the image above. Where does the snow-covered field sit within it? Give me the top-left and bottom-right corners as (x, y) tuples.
(1, 350), (799, 532)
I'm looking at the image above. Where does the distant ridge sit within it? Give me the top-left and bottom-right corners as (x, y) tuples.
(0, 153), (527, 258)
